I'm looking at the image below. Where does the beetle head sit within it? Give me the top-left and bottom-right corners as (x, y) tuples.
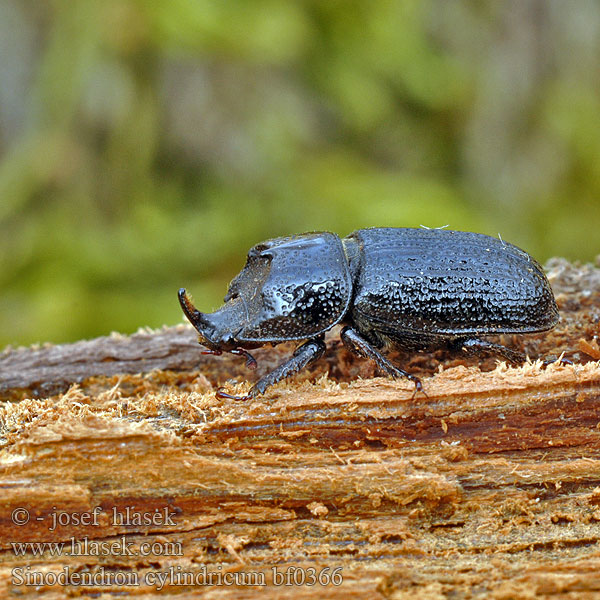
(180, 232), (352, 347)
(178, 288), (246, 350)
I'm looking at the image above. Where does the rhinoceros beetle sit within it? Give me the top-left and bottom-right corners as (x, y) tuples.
(179, 228), (559, 400)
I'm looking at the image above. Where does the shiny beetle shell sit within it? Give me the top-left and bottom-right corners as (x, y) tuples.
(226, 232), (352, 342)
(344, 228), (557, 339)
(179, 227), (559, 399)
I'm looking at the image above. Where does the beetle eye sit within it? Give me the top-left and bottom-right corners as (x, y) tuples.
(248, 243), (271, 258)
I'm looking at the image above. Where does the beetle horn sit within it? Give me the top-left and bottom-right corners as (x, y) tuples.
(178, 288), (212, 334)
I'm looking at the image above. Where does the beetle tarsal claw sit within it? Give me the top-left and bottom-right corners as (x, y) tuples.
(410, 376), (428, 400)
(215, 387), (253, 401)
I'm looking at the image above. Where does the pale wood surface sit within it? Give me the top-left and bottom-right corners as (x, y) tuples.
(1, 258), (600, 598)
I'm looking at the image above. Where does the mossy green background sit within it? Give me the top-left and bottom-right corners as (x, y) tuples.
(1, 1), (599, 347)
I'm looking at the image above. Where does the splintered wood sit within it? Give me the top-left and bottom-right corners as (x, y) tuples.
(1, 257), (600, 599)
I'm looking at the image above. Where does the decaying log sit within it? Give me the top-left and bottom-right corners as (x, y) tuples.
(0, 258), (600, 599)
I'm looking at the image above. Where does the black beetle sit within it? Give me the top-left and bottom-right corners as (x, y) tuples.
(179, 228), (559, 400)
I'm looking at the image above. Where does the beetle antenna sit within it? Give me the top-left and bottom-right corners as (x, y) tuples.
(178, 288), (211, 331)
(230, 348), (258, 369)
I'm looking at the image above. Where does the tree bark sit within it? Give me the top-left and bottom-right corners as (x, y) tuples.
(0, 258), (599, 598)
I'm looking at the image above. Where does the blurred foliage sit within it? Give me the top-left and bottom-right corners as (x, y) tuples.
(1, 0), (599, 347)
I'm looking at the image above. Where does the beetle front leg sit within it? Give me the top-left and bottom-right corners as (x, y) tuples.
(341, 327), (424, 395)
(217, 337), (326, 401)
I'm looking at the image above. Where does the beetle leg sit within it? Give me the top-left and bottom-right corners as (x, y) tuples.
(217, 337), (326, 401)
(251, 338), (326, 397)
(341, 327), (424, 396)
(455, 338), (525, 363)
(215, 387), (252, 401)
